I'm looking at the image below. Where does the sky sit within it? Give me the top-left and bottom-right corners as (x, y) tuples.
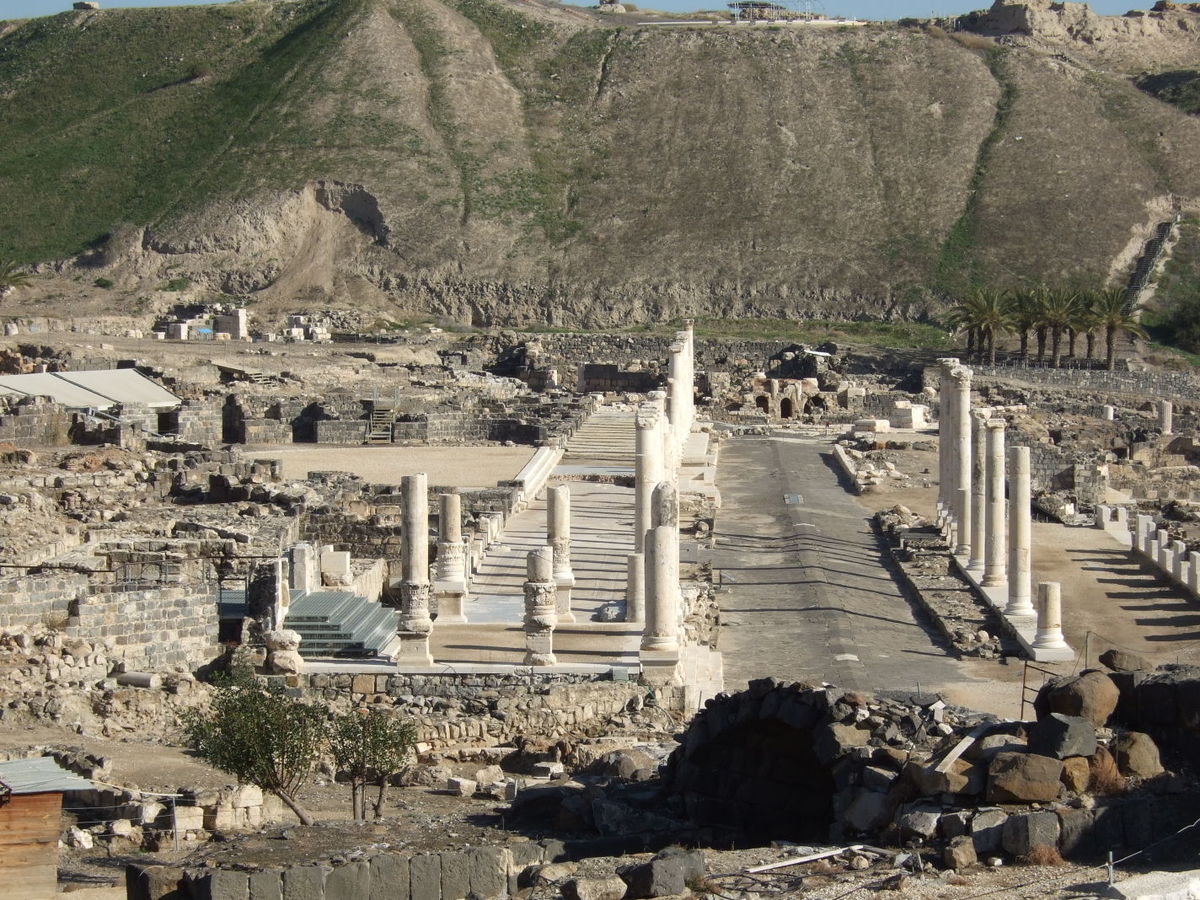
(0, 0), (1151, 22)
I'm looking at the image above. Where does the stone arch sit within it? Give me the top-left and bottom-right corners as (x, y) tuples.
(755, 395), (771, 414)
(780, 397), (795, 419)
(664, 681), (837, 843)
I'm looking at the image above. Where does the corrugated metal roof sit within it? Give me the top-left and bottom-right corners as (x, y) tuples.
(0, 757), (95, 794)
(0, 370), (179, 411)
(54, 369), (179, 409)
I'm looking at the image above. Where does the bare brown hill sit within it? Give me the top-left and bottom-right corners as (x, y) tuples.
(1, 0), (1199, 327)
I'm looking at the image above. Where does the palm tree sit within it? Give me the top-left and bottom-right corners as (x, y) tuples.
(1007, 289), (1040, 359)
(1039, 288), (1083, 368)
(948, 289), (1009, 364)
(1091, 288), (1148, 370)
(0, 259), (31, 297)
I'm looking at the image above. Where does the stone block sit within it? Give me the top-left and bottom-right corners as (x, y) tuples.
(467, 846), (509, 899)
(447, 777), (477, 797)
(944, 835), (977, 870)
(231, 785), (263, 808)
(352, 674), (375, 695)
(409, 854), (441, 900)
(1061, 756), (1091, 792)
(971, 807), (1008, 855)
(184, 869), (250, 900)
(860, 766), (897, 793)
(1056, 807), (1095, 859)
(619, 847), (705, 898)
(843, 788), (890, 833)
(1028, 714), (1097, 760)
(369, 853), (409, 900)
(987, 752), (1064, 803)
(440, 850), (471, 900)
(282, 866), (328, 900)
(1002, 811), (1061, 858)
(896, 803), (941, 840)
(325, 861), (370, 900)
(813, 722), (870, 765)
(248, 871), (282, 900)
(562, 876), (629, 900)
(939, 810), (972, 840)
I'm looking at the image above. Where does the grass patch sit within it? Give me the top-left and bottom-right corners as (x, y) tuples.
(1135, 69), (1200, 116)
(933, 46), (1015, 296)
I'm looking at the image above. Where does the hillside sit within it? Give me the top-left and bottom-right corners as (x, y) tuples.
(1, 0), (1199, 327)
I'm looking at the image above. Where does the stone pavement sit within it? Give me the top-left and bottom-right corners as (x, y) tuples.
(712, 434), (979, 694)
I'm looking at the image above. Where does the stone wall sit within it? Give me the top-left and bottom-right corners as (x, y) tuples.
(296, 672), (645, 749)
(0, 398), (74, 445)
(974, 364), (1200, 404)
(128, 840), (555, 900)
(69, 586), (220, 669)
(0, 573), (87, 630)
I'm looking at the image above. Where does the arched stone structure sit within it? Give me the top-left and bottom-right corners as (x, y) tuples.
(779, 397), (795, 419)
(755, 395), (770, 414)
(663, 680), (838, 842)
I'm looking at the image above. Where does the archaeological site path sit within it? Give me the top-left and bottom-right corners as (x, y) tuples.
(713, 434), (978, 695)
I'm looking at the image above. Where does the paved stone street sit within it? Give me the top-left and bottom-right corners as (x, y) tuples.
(713, 434), (979, 695)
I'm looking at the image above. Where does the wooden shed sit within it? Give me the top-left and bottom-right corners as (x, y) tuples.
(0, 758), (96, 900)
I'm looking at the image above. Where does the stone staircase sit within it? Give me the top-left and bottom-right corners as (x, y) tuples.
(283, 590), (399, 658)
(1125, 219), (1177, 311)
(561, 407), (637, 464)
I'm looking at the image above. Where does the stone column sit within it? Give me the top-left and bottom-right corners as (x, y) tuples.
(951, 366), (973, 555)
(1159, 400), (1174, 435)
(434, 493), (468, 624)
(522, 547), (557, 666)
(649, 389), (675, 484)
(968, 411), (988, 572)
(682, 321), (695, 439)
(935, 358), (959, 518)
(1033, 581), (1068, 650)
(1005, 445), (1035, 617)
(668, 340), (686, 455)
(625, 553), (645, 623)
(983, 419), (1007, 587)
(633, 405), (664, 554)
(289, 542), (318, 594)
(651, 481), (681, 627)
(397, 472), (433, 665)
(1102, 405), (1115, 421)
(641, 524), (678, 651)
(547, 484), (576, 623)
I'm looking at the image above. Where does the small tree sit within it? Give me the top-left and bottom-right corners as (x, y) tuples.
(329, 708), (417, 821)
(185, 668), (326, 825)
(0, 259), (31, 298)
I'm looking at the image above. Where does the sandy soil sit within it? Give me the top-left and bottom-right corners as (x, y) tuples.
(245, 445), (535, 488)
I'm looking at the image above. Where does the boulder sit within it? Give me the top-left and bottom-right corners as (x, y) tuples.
(1002, 810), (1061, 858)
(1113, 732), (1164, 779)
(1028, 714), (1097, 760)
(263, 629), (301, 651)
(563, 876), (629, 900)
(447, 777), (477, 797)
(987, 752), (1063, 803)
(944, 835), (977, 870)
(1035, 670), (1119, 727)
(619, 848), (705, 898)
(1060, 756), (1091, 792)
(813, 722), (870, 764)
(267, 649), (304, 675)
(971, 808), (1008, 854)
(843, 789), (890, 833)
(896, 804), (941, 840)
(590, 749), (658, 781)
(1099, 649), (1152, 674)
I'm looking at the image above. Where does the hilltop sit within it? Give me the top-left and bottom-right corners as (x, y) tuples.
(1, 0), (1199, 327)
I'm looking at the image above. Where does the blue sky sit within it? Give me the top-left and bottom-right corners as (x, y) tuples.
(0, 0), (1151, 22)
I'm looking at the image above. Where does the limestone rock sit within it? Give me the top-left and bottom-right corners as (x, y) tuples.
(896, 804), (941, 840)
(1028, 713), (1097, 760)
(814, 722), (870, 764)
(1060, 756), (1091, 792)
(1036, 670), (1119, 728)
(1113, 732), (1164, 779)
(563, 875), (629, 900)
(447, 777), (477, 797)
(987, 752), (1063, 803)
(263, 629), (301, 651)
(267, 649), (304, 675)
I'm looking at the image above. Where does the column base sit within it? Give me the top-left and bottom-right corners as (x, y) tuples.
(639, 648), (681, 685)
(523, 651), (557, 667)
(394, 631), (433, 666)
(556, 584), (576, 624)
(434, 583), (468, 624)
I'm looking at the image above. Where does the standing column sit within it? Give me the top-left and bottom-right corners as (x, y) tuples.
(1006, 445), (1035, 617)
(968, 411), (988, 572)
(649, 389), (676, 483)
(935, 358), (959, 518)
(633, 406), (664, 554)
(433, 493), (468, 623)
(522, 547), (557, 666)
(1159, 400), (1174, 435)
(682, 321), (696, 438)
(951, 366), (973, 555)
(641, 525), (680, 655)
(547, 485), (576, 623)
(396, 472), (433, 665)
(983, 419), (1008, 587)
(1033, 581), (1068, 650)
(625, 553), (645, 623)
(668, 341), (686, 456)
(651, 481), (681, 630)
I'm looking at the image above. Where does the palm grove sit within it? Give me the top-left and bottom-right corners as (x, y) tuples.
(948, 287), (1148, 370)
